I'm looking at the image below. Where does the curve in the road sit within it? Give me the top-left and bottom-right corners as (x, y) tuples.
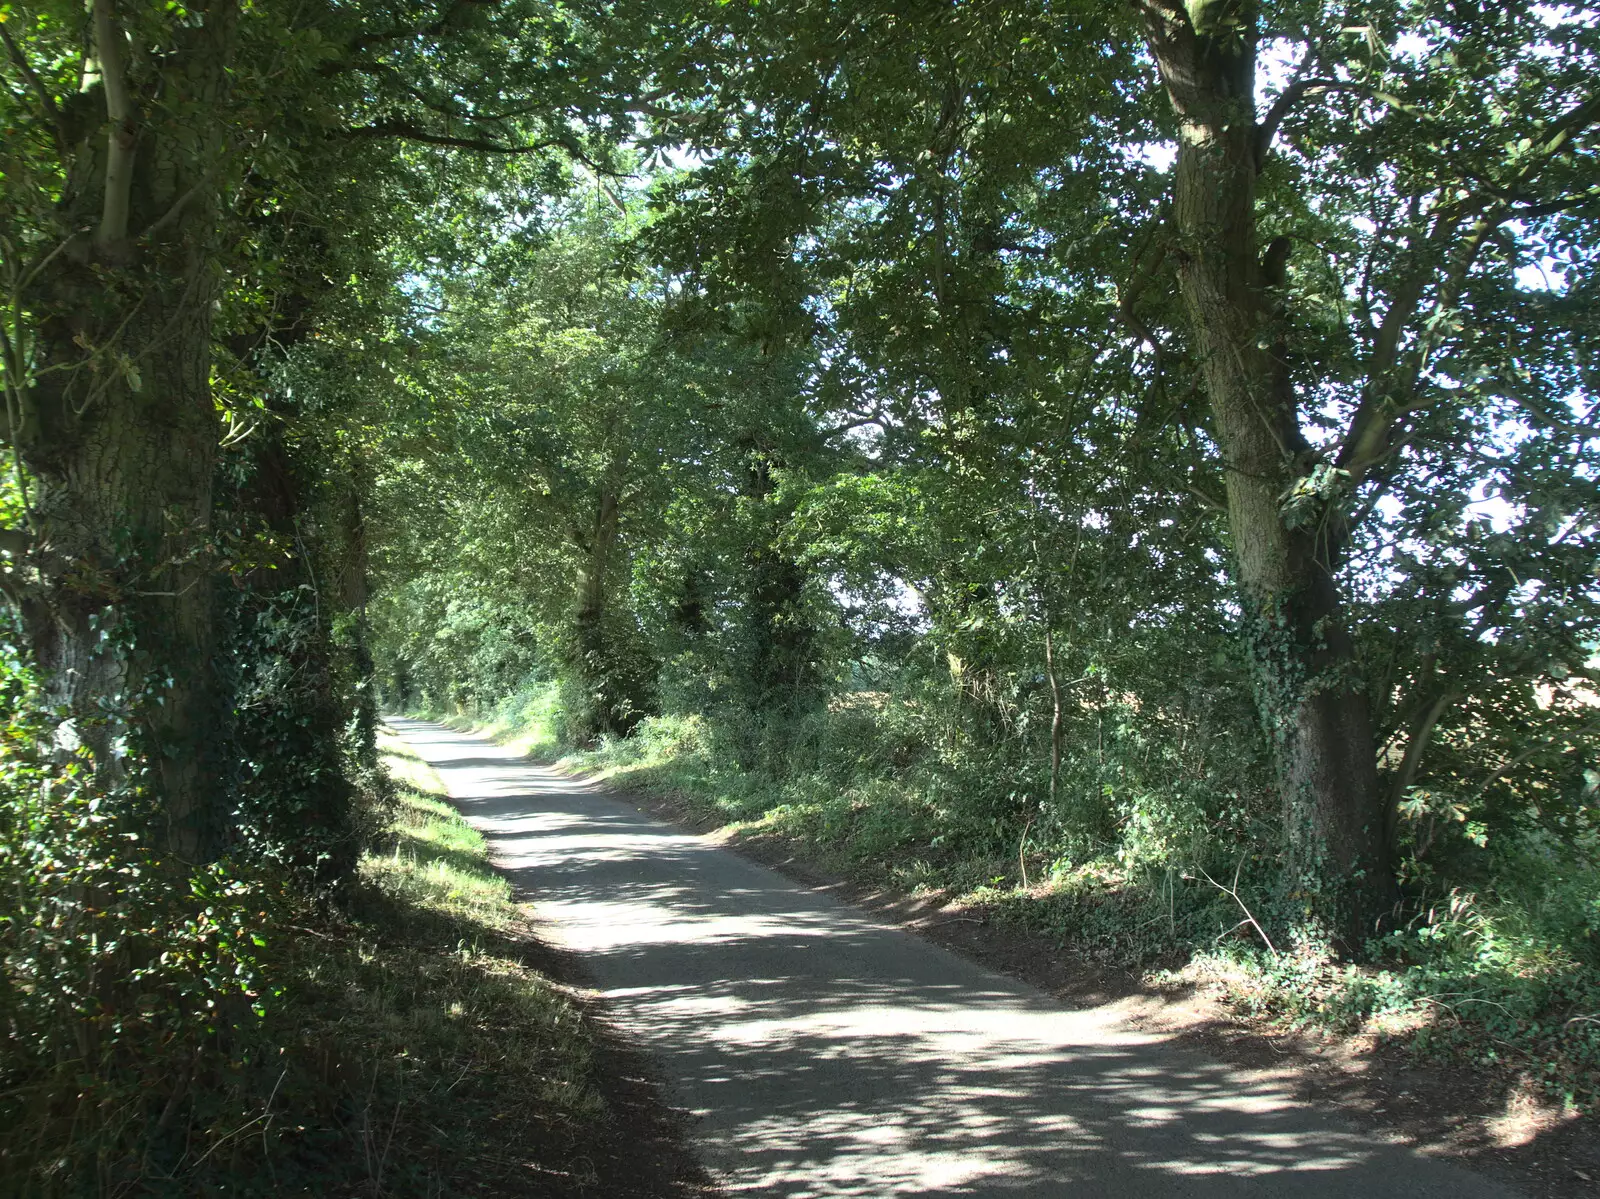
(387, 718), (1514, 1198)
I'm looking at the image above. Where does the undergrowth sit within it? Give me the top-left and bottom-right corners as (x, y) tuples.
(0, 700), (615, 1196)
(425, 681), (1600, 1114)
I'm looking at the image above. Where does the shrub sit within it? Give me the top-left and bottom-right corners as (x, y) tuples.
(0, 677), (289, 1193)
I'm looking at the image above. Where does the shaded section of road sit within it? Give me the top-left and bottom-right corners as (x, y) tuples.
(387, 718), (1515, 1198)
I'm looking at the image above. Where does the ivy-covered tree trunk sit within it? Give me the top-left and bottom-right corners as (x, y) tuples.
(25, 303), (223, 858)
(1137, 0), (1394, 942)
(740, 446), (817, 716)
(15, 0), (238, 860)
(336, 455), (378, 768)
(571, 484), (627, 739)
(216, 413), (363, 884)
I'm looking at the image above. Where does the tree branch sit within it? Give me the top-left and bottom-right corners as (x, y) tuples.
(1252, 51), (1316, 169)
(1384, 685), (1459, 851)
(326, 61), (555, 128)
(93, 0), (137, 249)
(0, 566), (31, 610)
(819, 414), (884, 439)
(1255, 77), (1434, 172)
(1337, 201), (1499, 486)
(1470, 719), (1600, 806)
(1460, 572), (1517, 641)
(1504, 189), (1600, 221)
(1425, 93), (1600, 224)
(1185, 481), (1227, 513)
(1332, 97), (1600, 458)
(341, 119), (585, 160)
(1530, 92), (1600, 161)
(142, 179), (207, 242)
(1115, 222), (1173, 395)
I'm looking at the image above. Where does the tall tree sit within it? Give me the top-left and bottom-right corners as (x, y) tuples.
(4, 0), (266, 856)
(1131, 0), (1600, 938)
(0, 0), (644, 855)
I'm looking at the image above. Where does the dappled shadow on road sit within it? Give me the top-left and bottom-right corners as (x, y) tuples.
(386, 720), (1504, 1198)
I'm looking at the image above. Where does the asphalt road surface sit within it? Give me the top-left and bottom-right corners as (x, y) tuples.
(388, 718), (1515, 1198)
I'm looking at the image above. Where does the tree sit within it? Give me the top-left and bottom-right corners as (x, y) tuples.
(1130, 0), (1599, 938)
(371, 197), (722, 738)
(634, 0), (1599, 943)
(0, 0), (647, 855)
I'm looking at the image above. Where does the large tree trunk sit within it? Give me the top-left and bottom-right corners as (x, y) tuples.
(741, 445), (817, 716)
(1137, 0), (1394, 943)
(13, 0), (239, 860)
(25, 301), (223, 859)
(570, 481), (626, 739)
(336, 453), (378, 768)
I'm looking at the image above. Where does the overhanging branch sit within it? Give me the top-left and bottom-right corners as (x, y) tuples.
(1255, 76), (1444, 170)
(342, 120), (576, 157)
(1252, 50), (1315, 169)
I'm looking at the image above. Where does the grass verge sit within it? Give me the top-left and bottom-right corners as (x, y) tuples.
(262, 727), (610, 1195)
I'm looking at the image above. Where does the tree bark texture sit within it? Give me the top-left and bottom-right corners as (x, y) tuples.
(1137, 0), (1394, 942)
(15, 0), (240, 860)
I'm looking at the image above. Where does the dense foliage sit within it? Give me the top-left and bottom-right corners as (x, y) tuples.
(0, 0), (1597, 1187)
(371, 0), (1600, 1104)
(0, 0), (656, 1189)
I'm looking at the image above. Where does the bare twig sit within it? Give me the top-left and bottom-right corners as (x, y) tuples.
(189, 1069), (286, 1167)
(1018, 816), (1034, 889)
(1190, 859), (1278, 957)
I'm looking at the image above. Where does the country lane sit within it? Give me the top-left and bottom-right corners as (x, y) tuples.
(386, 717), (1516, 1199)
